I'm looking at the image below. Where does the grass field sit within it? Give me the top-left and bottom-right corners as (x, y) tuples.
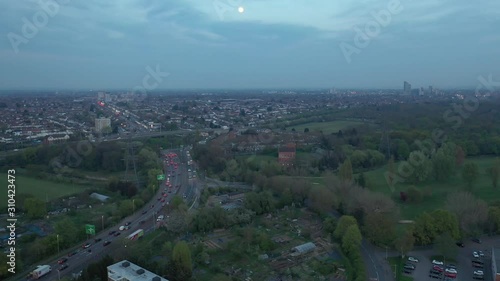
(0, 175), (89, 209)
(287, 120), (369, 134)
(388, 257), (414, 281)
(362, 156), (499, 219)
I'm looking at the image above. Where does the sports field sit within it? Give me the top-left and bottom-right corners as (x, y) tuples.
(287, 120), (368, 134)
(1, 175), (89, 209)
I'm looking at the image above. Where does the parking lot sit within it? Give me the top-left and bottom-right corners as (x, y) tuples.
(399, 238), (495, 281)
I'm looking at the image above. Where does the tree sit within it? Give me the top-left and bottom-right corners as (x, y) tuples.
(165, 210), (188, 234)
(434, 232), (458, 260)
(362, 213), (396, 246)
(356, 172), (366, 188)
(455, 145), (465, 167)
(170, 241), (192, 280)
(487, 206), (500, 234)
(24, 198), (47, 219)
(341, 224), (362, 256)
(394, 228), (414, 257)
(307, 186), (337, 214)
(432, 146), (456, 181)
(430, 209), (460, 240)
(406, 186), (423, 203)
(323, 217), (337, 236)
(407, 151), (432, 183)
(446, 192), (488, 234)
(412, 212), (436, 245)
(488, 158), (500, 189)
(338, 158), (353, 182)
(334, 215), (357, 240)
(462, 162), (479, 189)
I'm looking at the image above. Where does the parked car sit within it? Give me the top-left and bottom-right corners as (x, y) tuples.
(473, 251), (480, 258)
(407, 256), (419, 263)
(433, 265), (444, 272)
(446, 264), (457, 269)
(444, 272), (457, 279)
(445, 268), (457, 274)
(404, 263), (415, 270)
(474, 270), (484, 276)
(472, 238), (482, 244)
(432, 260), (444, 265)
(456, 241), (465, 247)
(478, 250), (484, 257)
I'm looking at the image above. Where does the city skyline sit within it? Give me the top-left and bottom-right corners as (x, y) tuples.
(1, 0), (499, 89)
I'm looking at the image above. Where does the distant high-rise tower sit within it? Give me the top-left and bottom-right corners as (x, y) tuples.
(428, 86), (433, 95)
(404, 81), (411, 95)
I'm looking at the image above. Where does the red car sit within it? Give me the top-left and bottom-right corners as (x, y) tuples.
(433, 265), (444, 272)
(161, 198), (165, 202)
(445, 272), (456, 278)
(58, 258), (68, 264)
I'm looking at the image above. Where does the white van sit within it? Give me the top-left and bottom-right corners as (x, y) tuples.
(119, 226), (125, 231)
(157, 215), (164, 222)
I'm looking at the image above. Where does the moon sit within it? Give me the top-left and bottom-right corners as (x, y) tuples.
(238, 6), (244, 13)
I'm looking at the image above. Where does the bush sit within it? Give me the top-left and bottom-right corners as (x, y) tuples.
(407, 186), (423, 203)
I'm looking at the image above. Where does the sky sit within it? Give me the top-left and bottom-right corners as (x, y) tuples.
(0, 0), (499, 90)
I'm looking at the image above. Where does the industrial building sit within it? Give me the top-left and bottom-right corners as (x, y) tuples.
(107, 260), (168, 281)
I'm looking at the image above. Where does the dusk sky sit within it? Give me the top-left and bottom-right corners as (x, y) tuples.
(1, 0), (499, 90)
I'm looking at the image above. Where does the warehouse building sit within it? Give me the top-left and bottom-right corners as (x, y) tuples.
(107, 260), (168, 281)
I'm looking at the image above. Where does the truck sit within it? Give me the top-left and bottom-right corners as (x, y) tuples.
(31, 265), (51, 279)
(127, 229), (144, 240)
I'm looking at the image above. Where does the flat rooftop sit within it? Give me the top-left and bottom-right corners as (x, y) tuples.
(107, 260), (168, 281)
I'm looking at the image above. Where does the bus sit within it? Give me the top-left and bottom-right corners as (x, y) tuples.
(127, 229), (144, 240)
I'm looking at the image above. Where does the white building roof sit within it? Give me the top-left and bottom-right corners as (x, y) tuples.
(107, 260), (168, 281)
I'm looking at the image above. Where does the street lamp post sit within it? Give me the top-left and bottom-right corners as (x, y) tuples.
(132, 199), (135, 213)
(101, 215), (104, 231)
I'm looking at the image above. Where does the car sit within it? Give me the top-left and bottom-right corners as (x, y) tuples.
(433, 265), (444, 272)
(114, 232), (121, 236)
(58, 258), (68, 264)
(445, 268), (457, 274)
(103, 241), (111, 246)
(473, 251), (480, 258)
(432, 260), (444, 265)
(445, 272), (456, 278)
(472, 262), (484, 268)
(94, 238), (102, 243)
(472, 238), (482, 244)
(478, 250), (484, 257)
(429, 273), (441, 279)
(407, 256), (419, 263)
(162, 203), (165, 207)
(474, 270), (484, 276)
(403, 264), (415, 270)
(82, 243), (91, 249)
(109, 230), (116, 235)
(446, 264), (456, 269)
(142, 210), (147, 215)
(161, 198), (165, 202)
(59, 264), (69, 271)
(473, 276), (485, 280)
(157, 197), (161, 201)
(456, 241), (465, 247)
(403, 269), (413, 274)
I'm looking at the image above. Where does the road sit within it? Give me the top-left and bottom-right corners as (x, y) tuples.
(9, 148), (196, 281)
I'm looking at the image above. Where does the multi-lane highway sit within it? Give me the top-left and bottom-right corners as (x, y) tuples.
(12, 149), (196, 281)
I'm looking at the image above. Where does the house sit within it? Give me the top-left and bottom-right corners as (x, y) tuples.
(278, 143), (296, 166)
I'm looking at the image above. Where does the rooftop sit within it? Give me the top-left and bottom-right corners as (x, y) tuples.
(107, 260), (168, 281)
(292, 242), (316, 253)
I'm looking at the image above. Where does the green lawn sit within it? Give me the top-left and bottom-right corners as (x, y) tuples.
(388, 257), (414, 281)
(362, 156), (499, 219)
(0, 175), (89, 209)
(287, 120), (369, 134)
